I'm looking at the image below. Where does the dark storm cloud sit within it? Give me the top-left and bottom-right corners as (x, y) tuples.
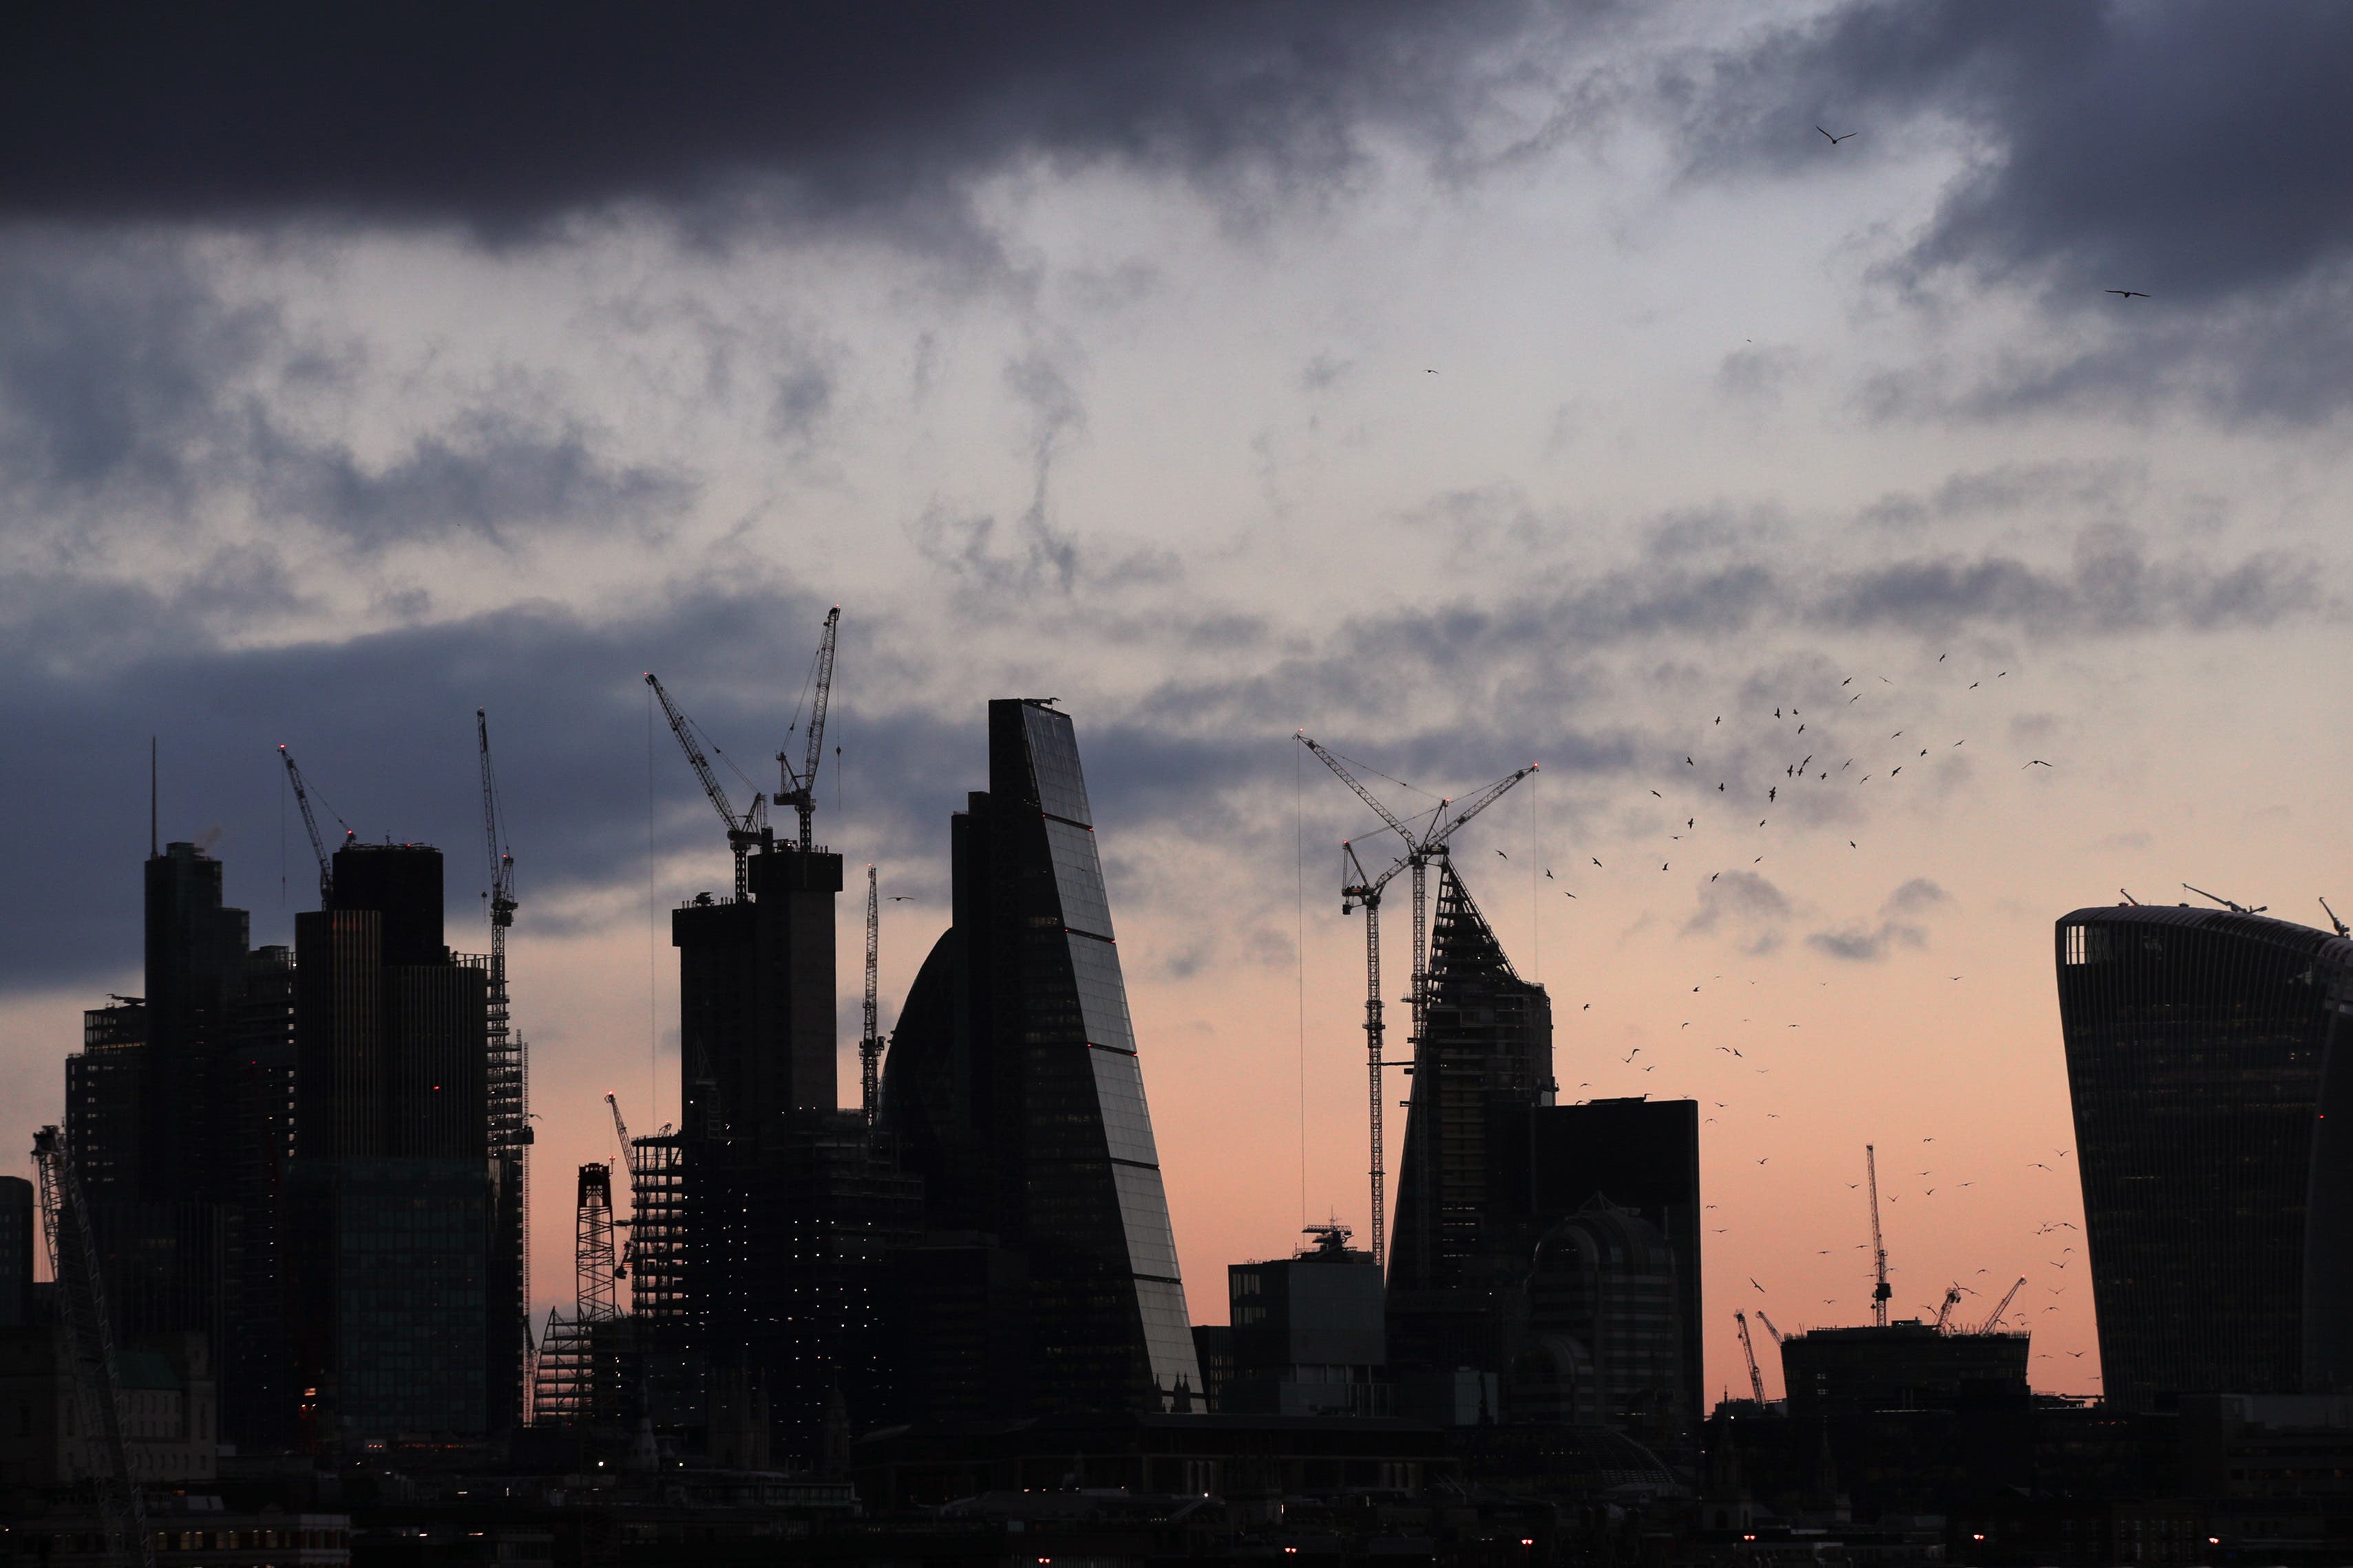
(1691, 2), (2353, 418)
(1, 2), (1575, 238)
(0, 238), (695, 549)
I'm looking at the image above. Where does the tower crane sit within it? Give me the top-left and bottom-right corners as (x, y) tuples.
(861, 864), (882, 1125)
(1866, 1144), (1892, 1328)
(777, 606), (841, 852)
(604, 1093), (636, 1284)
(277, 743), (348, 905)
(1298, 732), (1539, 1271)
(476, 710), (531, 1412)
(1734, 1311), (1768, 1404)
(646, 672), (768, 899)
(1755, 1310), (1784, 1344)
(33, 1126), (152, 1568)
(1934, 1285), (1963, 1333)
(1981, 1275), (2027, 1333)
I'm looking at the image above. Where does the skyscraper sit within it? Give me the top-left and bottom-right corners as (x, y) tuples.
(669, 827), (918, 1463)
(290, 842), (500, 1444)
(2054, 902), (2353, 1409)
(65, 846), (300, 1447)
(883, 698), (1201, 1415)
(1388, 858), (1554, 1388)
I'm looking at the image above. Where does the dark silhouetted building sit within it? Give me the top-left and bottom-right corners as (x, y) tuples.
(63, 847), (304, 1449)
(883, 698), (1203, 1415)
(1528, 1097), (1703, 1444)
(291, 841), (500, 1445)
(668, 831), (920, 1464)
(0, 1178), (30, 1328)
(1777, 1320), (2030, 1421)
(2055, 903), (2353, 1409)
(1225, 1225), (1389, 1417)
(1510, 1198), (1689, 1457)
(1388, 858), (1553, 1401)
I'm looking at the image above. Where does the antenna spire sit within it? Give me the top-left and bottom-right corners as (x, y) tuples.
(149, 737), (157, 857)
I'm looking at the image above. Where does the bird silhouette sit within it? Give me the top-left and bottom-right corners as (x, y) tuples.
(2025, 759), (2054, 768)
(2104, 289), (2151, 299)
(1816, 125), (1859, 145)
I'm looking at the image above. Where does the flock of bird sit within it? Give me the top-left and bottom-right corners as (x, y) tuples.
(1477, 646), (2095, 1382)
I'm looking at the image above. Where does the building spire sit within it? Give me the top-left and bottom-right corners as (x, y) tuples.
(149, 737), (157, 858)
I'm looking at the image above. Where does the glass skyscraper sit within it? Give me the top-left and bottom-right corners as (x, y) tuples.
(883, 699), (1201, 1413)
(2054, 903), (2353, 1409)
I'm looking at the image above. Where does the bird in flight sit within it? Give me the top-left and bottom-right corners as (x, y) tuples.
(889, 895), (913, 902)
(2024, 759), (2054, 769)
(1496, 849), (1508, 859)
(2104, 289), (2151, 299)
(1817, 125), (1859, 145)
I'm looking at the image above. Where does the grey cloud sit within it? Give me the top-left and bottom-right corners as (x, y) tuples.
(1689, 3), (2353, 419)
(1816, 528), (2324, 637)
(1882, 878), (1948, 916)
(0, 239), (699, 553)
(1807, 920), (1925, 964)
(1681, 869), (1793, 942)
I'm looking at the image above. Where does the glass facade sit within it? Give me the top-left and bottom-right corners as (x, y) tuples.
(882, 699), (1202, 1413)
(2054, 904), (2353, 1409)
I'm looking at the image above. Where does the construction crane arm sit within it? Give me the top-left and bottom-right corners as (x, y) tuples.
(476, 711), (516, 923)
(278, 745), (336, 905)
(1300, 733), (1416, 847)
(780, 606), (841, 850)
(1341, 840), (1410, 911)
(1735, 1312), (1767, 1404)
(645, 673), (743, 834)
(605, 1092), (631, 1164)
(1982, 1275), (2027, 1333)
(1422, 764), (1539, 855)
(1754, 1309), (1783, 1344)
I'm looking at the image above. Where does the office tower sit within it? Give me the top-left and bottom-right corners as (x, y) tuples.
(143, 841), (255, 1204)
(291, 842), (499, 1444)
(671, 831), (920, 1462)
(1225, 1226), (1389, 1417)
(2055, 903), (2353, 1410)
(0, 1178), (30, 1328)
(1512, 1199), (1688, 1454)
(1526, 1098), (1703, 1445)
(1387, 858), (1554, 1391)
(883, 698), (1203, 1415)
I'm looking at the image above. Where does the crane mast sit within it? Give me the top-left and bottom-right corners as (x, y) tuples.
(861, 865), (882, 1124)
(33, 1126), (153, 1568)
(1734, 1311), (1768, 1404)
(777, 606), (841, 852)
(646, 672), (767, 899)
(277, 744), (339, 905)
(1755, 1310), (1784, 1344)
(1341, 840), (1408, 1269)
(1866, 1144), (1892, 1328)
(476, 710), (531, 1424)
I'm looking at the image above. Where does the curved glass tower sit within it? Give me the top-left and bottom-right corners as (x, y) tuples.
(883, 699), (1200, 1413)
(2054, 904), (2353, 1409)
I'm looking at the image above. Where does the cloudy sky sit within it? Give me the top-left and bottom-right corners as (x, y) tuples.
(6, 1), (2350, 1400)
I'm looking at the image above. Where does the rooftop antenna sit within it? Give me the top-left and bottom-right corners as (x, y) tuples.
(2184, 882), (2266, 915)
(1865, 1144), (1892, 1329)
(149, 738), (157, 857)
(2323, 898), (2350, 940)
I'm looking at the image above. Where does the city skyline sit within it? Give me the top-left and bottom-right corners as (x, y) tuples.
(8, 5), (2353, 1421)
